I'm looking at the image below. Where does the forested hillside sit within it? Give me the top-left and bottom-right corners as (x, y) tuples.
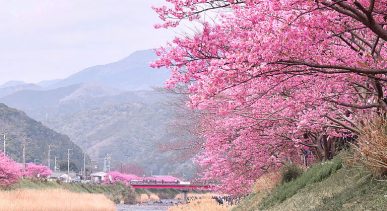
(0, 103), (85, 170)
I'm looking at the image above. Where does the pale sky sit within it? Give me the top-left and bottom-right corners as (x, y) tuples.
(0, 0), (174, 84)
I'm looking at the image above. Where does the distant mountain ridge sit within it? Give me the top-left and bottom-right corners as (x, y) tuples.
(0, 49), (169, 95)
(0, 83), (41, 98)
(0, 81), (27, 88)
(44, 50), (170, 90)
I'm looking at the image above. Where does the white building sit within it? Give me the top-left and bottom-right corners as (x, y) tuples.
(90, 172), (107, 183)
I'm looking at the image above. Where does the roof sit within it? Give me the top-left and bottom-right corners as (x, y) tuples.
(90, 172), (107, 177)
(144, 175), (181, 182)
(49, 172), (76, 178)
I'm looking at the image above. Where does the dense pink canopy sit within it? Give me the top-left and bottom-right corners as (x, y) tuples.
(153, 0), (386, 194)
(0, 154), (21, 187)
(23, 163), (52, 179)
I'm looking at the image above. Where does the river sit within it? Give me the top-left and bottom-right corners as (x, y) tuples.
(116, 204), (169, 211)
(116, 199), (181, 211)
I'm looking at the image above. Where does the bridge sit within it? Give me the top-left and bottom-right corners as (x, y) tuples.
(131, 182), (214, 202)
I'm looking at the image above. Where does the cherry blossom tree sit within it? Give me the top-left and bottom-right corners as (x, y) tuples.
(152, 0), (386, 194)
(157, 89), (205, 160)
(23, 163), (52, 179)
(0, 154), (21, 188)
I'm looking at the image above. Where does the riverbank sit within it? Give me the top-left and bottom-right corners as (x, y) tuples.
(0, 189), (115, 211)
(13, 179), (135, 204)
(11, 180), (204, 206)
(233, 156), (387, 211)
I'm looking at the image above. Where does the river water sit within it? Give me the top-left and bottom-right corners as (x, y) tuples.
(116, 200), (181, 211)
(116, 204), (169, 211)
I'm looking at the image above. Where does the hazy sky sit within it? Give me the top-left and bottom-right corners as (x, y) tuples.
(0, 0), (174, 84)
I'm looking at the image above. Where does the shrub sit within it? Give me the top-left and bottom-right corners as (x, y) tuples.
(280, 163), (303, 184)
(355, 115), (387, 177)
(0, 154), (21, 188)
(23, 163), (52, 179)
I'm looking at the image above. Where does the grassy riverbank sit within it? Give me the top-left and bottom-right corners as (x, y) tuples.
(234, 156), (387, 211)
(13, 180), (135, 204)
(0, 189), (115, 211)
(11, 180), (189, 204)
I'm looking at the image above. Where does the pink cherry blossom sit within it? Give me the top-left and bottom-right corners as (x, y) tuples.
(23, 163), (52, 179)
(0, 154), (21, 187)
(153, 0), (386, 194)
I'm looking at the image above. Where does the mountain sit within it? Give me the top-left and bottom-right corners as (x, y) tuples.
(0, 89), (197, 177)
(37, 79), (62, 87)
(0, 83), (135, 120)
(0, 103), (85, 170)
(0, 83), (41, 98)
(0, 49), (197, 178)
(0, 84), (82, 118)
(0, 81), (27, 88)
(46, 50), (170, 90)
(44, 91), (197, 177)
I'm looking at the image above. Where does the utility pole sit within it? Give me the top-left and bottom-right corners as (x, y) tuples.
(54, 156), (57, 172)
(67, 149), (72, 175)
(107, 154), (111, 172)
(103, 154), (111, 172)
(103, 155), (107, 172)
(83, 152), (86, 179)
(22, 142), (26, 173)
(47, 145), (52, 169)
(2, 132), (7, 156)
(21, 138), (30, 176)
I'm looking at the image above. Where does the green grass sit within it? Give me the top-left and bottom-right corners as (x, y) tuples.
(258, 156), (343, 209)
(280, 163), (303, 184)
(234, 154), (387, 211)
(314, 173), (387, 211)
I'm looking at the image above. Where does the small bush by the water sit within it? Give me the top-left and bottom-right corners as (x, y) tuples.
(280, 163), (303, 184)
